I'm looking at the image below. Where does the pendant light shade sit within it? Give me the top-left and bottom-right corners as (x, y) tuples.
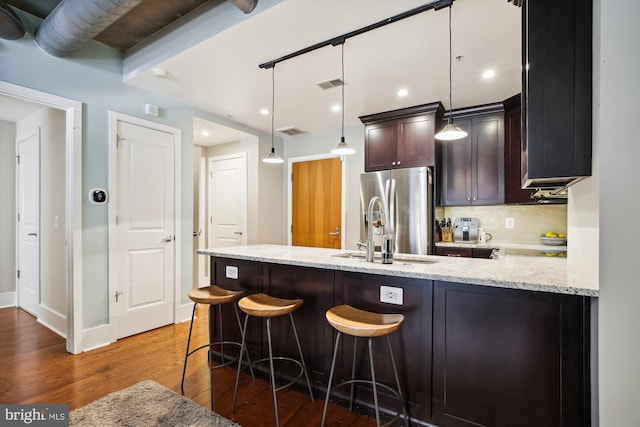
(331, 42), (355, 156)
(263, 65), (284, 164)
(435, 5), (467, 142)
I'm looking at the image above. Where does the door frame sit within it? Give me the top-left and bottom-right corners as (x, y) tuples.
(0, 80), (83, 354)
(287, 153), (346, 248)
(107, 111), (182, 343)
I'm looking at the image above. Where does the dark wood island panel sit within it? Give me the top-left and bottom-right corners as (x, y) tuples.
(207, 256), (590, 427)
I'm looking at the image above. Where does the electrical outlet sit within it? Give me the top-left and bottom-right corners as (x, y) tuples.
(505, 217), (515, 229)
(380, 286), (403, 305)
(225, 265), (238, 279)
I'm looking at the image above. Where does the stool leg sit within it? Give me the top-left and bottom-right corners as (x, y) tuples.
(386, 335), (409, 427)
(289, 313), (314, 400)
(321, 331), (341, 427)
(181, 303), (198, 392)
(368, 337), (381, 427)
(217, 303), (225, 364)
(233, 303), (254, 379)
(232, 313), (250, 413)
(266, 317), (280, 427)
(208, 304), (215, 411)
(349, 336), (358, 412)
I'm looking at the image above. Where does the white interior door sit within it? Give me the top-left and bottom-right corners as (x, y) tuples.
(17, 129), (40, 316)
(208, 154), (247, 247)
(114, 120), (175, 339)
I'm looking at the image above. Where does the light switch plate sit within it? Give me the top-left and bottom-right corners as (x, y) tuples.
(225, 266), (238, 279)
(380, 286), (403, 305)
(505, 217), (515, 229)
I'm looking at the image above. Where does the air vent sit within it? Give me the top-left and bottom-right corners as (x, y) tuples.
(276, 126), (308, 136)
(316, 78), (344, 90)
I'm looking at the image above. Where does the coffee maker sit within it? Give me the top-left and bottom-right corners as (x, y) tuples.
(453, 217), (479, 243)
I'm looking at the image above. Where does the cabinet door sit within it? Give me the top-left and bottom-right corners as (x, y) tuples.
(472, 114), (504, 205)
(433, 281), (588, 427)
(335, 272), (433, 421)
(504, 95), (536, 203)
(397, 114), (436, 167)
(364, 121), (397, 172)
(440, 118), (472, 206)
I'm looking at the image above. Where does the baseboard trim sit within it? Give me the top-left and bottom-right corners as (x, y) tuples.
(176, 302), (195, 323)
(83, 324), (114, 352)
(37, 304), (67, 338)
(0, 291), (16, 308)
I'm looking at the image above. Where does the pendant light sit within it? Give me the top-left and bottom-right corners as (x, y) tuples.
(331, 41), (356, 156)
(435, 5), (467, 141)
(263, 64), (284, 164)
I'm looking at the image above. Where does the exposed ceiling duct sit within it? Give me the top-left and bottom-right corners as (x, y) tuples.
(230, 0), (258, 14)
(35, 0), (143, 57)
(0, 0), (25, 40)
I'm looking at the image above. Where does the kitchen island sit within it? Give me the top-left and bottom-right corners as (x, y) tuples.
(198, 245), (593, 427)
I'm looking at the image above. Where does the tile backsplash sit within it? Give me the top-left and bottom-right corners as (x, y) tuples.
(436, 204), (567, 245)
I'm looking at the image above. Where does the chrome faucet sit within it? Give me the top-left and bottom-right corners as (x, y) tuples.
(366, 196), (392, 262)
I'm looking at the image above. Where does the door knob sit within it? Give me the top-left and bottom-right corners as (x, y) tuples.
(28, 232), (38, 237)
(329, 227), (340, 236)
(233, 231), (243, 236)
(161, 235), (174, 242)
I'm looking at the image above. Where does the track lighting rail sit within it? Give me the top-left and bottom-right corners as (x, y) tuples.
(258, 0), (453, 70)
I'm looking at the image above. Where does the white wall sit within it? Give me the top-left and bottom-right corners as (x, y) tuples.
(0, 120), (16, 305)
(284, 125), (365, 250)
(16, 107), (67, 333)
(595, 0), (640, 425)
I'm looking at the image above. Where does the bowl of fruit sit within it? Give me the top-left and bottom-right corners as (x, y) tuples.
(539, 231), (567, 246)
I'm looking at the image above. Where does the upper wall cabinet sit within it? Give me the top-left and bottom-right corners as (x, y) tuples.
(521, 0), (592, 189)
(504, 93), (536, 203)
(360, 103), (444, 172)
(438, 103), (505, 206)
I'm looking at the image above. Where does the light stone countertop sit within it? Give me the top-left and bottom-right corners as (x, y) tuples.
(197, 244), (597, 297)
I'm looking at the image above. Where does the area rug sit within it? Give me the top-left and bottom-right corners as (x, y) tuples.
(70, 380), (240, 427)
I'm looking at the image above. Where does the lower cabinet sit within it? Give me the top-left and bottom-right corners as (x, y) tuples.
(435, 246), (495, 259)
(433, 281), (589, 427)
(207, 257), (590, 427)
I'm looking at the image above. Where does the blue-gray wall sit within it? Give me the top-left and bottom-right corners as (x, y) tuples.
(0, 14), (196, 328)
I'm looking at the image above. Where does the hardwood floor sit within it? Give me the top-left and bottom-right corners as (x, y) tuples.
(0, 306), (377, 427)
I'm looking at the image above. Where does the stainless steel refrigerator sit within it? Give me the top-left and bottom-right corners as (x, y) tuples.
(359, 166), (434, 255)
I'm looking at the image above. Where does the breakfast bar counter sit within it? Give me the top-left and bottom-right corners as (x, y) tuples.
(197, 244), (597, 297)
(198, 244), (593, 427)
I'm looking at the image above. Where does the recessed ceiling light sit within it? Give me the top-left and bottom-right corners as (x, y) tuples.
(397, 88), (408, 97)
(260, 108), (269, 115)
(201, 130), (210, 137)
(331, 104), (341, 112)
(482, 69), (496, 79)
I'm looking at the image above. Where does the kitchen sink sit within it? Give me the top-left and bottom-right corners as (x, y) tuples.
(331, 252), (438, 265)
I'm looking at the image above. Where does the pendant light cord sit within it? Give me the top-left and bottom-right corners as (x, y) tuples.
(341, 42), (345, 139)
(271, 64), (276, 149)
(447, 5), (453, 125)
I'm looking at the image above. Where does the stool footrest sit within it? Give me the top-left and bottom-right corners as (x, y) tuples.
(240, 356), (307, 392)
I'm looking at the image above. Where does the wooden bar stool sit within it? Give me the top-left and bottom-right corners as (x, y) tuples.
(232, 293), (314, 427)
(321, 304), (409, 427)
(181, 285), (254, 410)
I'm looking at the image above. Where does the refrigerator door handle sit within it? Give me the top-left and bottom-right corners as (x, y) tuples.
(388, 178), (396, 236)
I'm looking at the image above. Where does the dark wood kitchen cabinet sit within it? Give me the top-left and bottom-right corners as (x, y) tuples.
(334, 271), (433, 421)
(438, 104), (505, 206)
(435, 246), (495, 259)
(360, 102), (444, 172)
(433, 281), (589, 427)
(503, 93), (536, 203)
(521, 0), (592, 188)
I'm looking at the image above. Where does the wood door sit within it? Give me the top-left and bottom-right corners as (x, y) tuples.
(16, 128), (40, 316)
(292, 157), (342, 249)
(208, 154), (247, 248)
(114, 120), (175, 339)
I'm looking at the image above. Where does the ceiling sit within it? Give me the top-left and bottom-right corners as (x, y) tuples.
(3, 0), (521, 146)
